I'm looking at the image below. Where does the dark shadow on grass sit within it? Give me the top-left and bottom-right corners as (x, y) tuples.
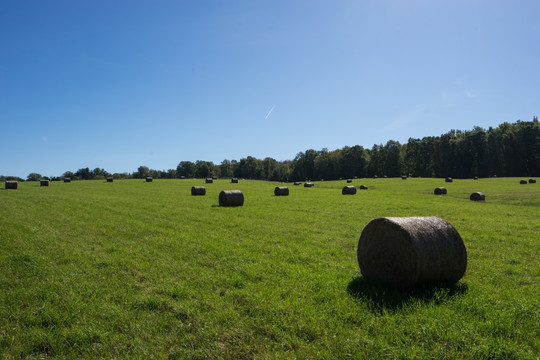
(347, 275), (468, 314)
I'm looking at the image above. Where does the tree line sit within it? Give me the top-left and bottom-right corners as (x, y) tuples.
(3, 118), (538, 182)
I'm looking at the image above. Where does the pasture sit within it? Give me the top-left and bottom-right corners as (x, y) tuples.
(1, 178), (538, 359)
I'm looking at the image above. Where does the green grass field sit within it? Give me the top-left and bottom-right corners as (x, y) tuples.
(1, 178), (539, 359)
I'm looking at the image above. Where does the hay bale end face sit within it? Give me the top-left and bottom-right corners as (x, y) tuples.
(274, 186), (289, 196)
(231, 178), (238, 183)
(470, 192), (485, 201)
(357, 216), (467, 289)
(342, 185), (357, 195)
(219, 190), (244, 206)
(529, 179), (536, 183)
(520, 180), (527, 184)
(63, 178), (71, 183)
(206, 178), (213, 184)
(191, 186), (206, 196)
(434, 187), (447, 195)
(304, 182), (314, 187)
(40, 180), (49, 186)
(445, 177), (453, 182)
(107, 177), (113, 183)
(5, 181), (18, 189)
(359, 185), (368, 190)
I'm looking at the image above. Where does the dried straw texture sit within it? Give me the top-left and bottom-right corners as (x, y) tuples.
(63, 178), (71, 183)
(434, 187), (447, 195)
(219, 190), (244, 207)
(529, 179), (536, 183)
(5, 181), (18, 189)
(191, 186), (206, 196)
(520, 180), (527, 184)
(342, 186), (357, 195)
(347, 179), (352, 183)
(206, 178), (213, 184)
(304, 183), (314, 188)
(357, 216), (467, 289)
(107, 178), (113, 183)
(294, 182), (301, 186)
(360, 185), (368, 190)
(40, 180), (49, 186)
(274, 187), (289, 196)
(445, 177), (453, 182)
(146, 177), (153, 182)
(470, 192), (485, 201)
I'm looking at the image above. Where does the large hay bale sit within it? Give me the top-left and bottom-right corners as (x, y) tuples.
(434, 187), (447, 195)
(529, 179), (536, 184)
(445, 177), (453, 183)
(304, 182), (314, 187)
(359, 185), (368, 190)
(191, 186), (206, 196)
(5, 181), (18, 189)
(231, 178), (238, 183)
(357, 216), (467, 289)
(206, 178), (213, 184)
(342, 185), (357, 195)
(347, 179), (352, 183)
(146, 177), (153, 182)
(219, 190), (244, 206)
(401, 175), (407, 180)
(107, 177), (113, 183)
(294, 182), (301, 186)
(40, 179), (49, 186)
(274, 186), (289, 196)
(520, 180), (527, 184)
(63, 178), (71, 183)
(470, 192), (485, 201)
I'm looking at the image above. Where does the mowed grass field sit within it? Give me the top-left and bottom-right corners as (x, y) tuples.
(1, 177), (539, 359)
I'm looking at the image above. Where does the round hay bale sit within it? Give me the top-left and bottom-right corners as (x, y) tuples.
(219, 190), (244, 206)
(445, 177), (453, 183)
(231, 178), (238, 183)
(205, 178), (213, 184)
(107, 177), (113, 183)
(274, 186), (289, 196)
(180, 176), (186, 179)
(470, 192), (485, 201)
(473, 176), (478, 180)
(520, 180), (527, 184)
(434, 187), (447, 195)
(401, 175), (407, 180)
(359, 185), (368, 190)
(373, 175), (378, 179)
(342, 185), (357, 195)
(63, 178), (71, 183)
(304, 182), (314, 188)
(357, 216), (467, 289)
(529, 179), (536, 184)
(346, 179), (352, 183)
(383, 175), (388, 178)
(212, 176), (217, 180)
(294, 182), (301, 186)
(40, 179), (49, 186)
(5, 181), (18, 189)
(191, 186), (206, 196)
(146, 177), (153, 182)
(354, 176), (358, 179)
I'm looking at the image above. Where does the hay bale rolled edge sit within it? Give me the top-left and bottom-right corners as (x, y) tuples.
(529, 179), (536, 183)
(342, 185), (357, 195)
(470, 192), (485, 201)
(5, 181), (18, 189)
(304, 182), (314, 188)
(359, 185), (368, 190)
(357, 216), (467, 289)
(205, 178), (213, 183)
(191, 186), (206, 196)
(219, 190), (244, 206)
(294, 182), (301, 186)
(434, 187), (447, 195)
(520, 180), (527, 184)
(274, 186), (289, 196)
(445, 177), (453, 182)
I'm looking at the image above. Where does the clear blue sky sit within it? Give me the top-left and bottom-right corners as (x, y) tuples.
(1, 1), (539, 178)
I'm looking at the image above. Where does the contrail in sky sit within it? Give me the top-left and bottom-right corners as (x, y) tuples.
(265, 106), (275, 120)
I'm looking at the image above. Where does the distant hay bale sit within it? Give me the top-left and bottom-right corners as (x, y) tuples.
(5, 181), (18, 189)
(434, 187), (447, 195)
(274, 186), (289, 196)
(357, 216), (467, 289)
(473, 176), (478, 180)
(107, 177), (113, 183)
(383, 175), (388, 178)
(146, 177), (153, 182)
(354, 176), (358, 179)
(347, 179), (352, 183)
(529, 179), (536, 184)
(206, 178), (213, 184)
(470, 192), (485, 201)
(191, 186), (206, 196)
(231, 178), (238, 183)
(342, 185), (357, 195)
(304, 182), (314, 188)
(180, 176), (186, 179)
(445, 177), (453, 182)
(373, 175), (378, 179)
(212, 176), (217, 180)
(40, 179), (49, 186)
(359, 185), (368, 190)
(294, 182), (301, 186)
(219, 190), (244, 207)
(63, 178), (71, 183)
(401, 175), (407, 180)
(520, 180), (527, 184)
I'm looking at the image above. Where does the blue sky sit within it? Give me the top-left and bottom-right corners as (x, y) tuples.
(1, 1), (539, 178)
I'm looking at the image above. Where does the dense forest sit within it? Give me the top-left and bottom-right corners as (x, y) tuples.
(3, 119), (539, 182)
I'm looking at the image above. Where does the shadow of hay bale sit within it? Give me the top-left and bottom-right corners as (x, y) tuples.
(346, 276), (468, 313)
